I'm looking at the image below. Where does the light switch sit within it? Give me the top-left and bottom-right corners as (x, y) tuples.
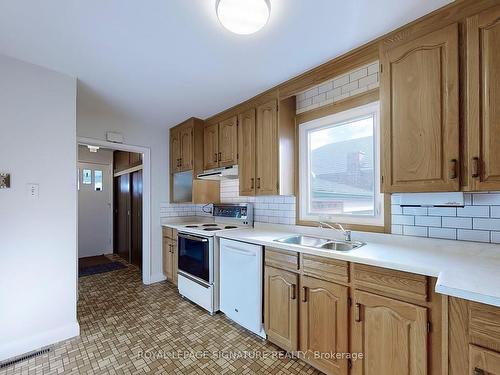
(0, 173), (10, 189)
(26, 183), (39, 199)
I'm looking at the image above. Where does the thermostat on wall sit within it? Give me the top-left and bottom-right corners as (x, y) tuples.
(0, 173), (11, 189)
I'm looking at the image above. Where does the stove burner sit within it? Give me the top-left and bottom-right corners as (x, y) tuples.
(185, 225), (199, 228)
(203, 227), (221, 231)
(202, 223), (218, 227)
(224, 226), (238, 229)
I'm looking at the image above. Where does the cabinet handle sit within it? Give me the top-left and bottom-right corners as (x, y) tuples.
(290, 284), (296, 300)
(449, 159), (458, 180)
(355, 303), (362, 322)
(474, 368), (485, 375)
(256, 178), (261, 189)
(213, 153), (217, 162)
(301, 286), (308, 302)
(218, 152), (221, 162)
(250, 178), (254, 189)
(472, 157), (480, 178)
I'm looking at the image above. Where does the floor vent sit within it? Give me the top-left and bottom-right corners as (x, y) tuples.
(0, 347), (51, 369)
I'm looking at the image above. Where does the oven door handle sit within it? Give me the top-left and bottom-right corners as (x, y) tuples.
(178, 233), (209, 242)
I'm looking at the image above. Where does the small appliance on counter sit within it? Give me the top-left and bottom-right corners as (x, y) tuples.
(177, 203), (253, 315)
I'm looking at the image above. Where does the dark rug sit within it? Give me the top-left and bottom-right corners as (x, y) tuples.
(79, 260), (127, 277)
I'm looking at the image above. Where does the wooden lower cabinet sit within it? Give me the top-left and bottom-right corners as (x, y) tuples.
(162, 228), (178, 285)
(470, 345), (500, 375)
(351, 290), (428, 375)
(300, 276), (349, 375)
(264, 266), (298, 352)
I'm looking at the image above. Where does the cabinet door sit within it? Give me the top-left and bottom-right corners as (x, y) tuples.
(114, 150), (130, 173)
(238, 108), (256, 196)
(204, 123), (219, 170)
(256, 100), (278, 195)
(218, 116), (238, 167)
(351, 290), (428, 375)
(300, 276), (348, 375)
(163, 237), (173, 281)
(380, 23), (459, 192)
(467, 6), (500, 190)
(170, 128), (181, 173)
(172, 238), (178, 286)
(470, 345), (500, 375)
(179, 124), (193, 171)
(264, 266), (298, 352)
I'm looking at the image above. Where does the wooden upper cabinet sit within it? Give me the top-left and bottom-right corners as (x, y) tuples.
(238, 108), (256, 196)
(264, 265), (298, 352)
(351, 290), (428, 375)
(256, 100), (278, 195)
(300, 276), (348, 375)
(203, 122), (219, 170)
(179, 124), (193, 171)
(467, 5), (500, 190)
(380, 23), (459, 192)
(170, 127), (181, 173)
(218, 116), (238, 167)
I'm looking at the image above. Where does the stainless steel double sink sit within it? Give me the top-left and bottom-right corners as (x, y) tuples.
(274, 235), (365, 252)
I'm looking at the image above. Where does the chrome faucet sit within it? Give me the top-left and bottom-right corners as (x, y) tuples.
(318, 222), (352, 242)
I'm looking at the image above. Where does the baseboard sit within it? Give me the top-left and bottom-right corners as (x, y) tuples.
(0, 322), (80, 362)
(146, 272), (166, 285)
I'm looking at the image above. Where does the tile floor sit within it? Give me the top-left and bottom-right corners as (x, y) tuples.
(2, 258), (320, 374)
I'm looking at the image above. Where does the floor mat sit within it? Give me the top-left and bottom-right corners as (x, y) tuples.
(78, 261), (126, 277)
(78, 255), (113, 268)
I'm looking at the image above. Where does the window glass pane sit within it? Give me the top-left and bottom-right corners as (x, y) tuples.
(308, 115), (374, 216)
(82, 169), (92, 185)
(94, 170), (103, 191)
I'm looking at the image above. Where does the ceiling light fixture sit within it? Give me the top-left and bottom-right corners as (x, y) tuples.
(216, 0), (271, 35)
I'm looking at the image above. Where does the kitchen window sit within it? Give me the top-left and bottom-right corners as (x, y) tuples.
(298, 102), (383, 226)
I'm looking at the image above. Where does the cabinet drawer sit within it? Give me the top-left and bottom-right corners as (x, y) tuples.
(469, 344), (500, 375)
(470, 302), (500, 352)
(301, 254), (349, 284)
(353, 264), (428, 302)
(265, 247), (299, 272)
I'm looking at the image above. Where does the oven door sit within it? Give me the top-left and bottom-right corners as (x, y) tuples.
(177, 232), (213, 285)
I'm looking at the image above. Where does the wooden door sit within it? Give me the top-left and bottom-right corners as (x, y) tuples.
(467, 6), (500, 190)
(264, 266), (298, 352)
(256, 100), (278, 195)
(179, 124), (193, 171)
(380, 23), (459, 192)
(114, 174), (130, 262)
(351, 290), (428, 375)
(163, 237), (173, 281)
(130, 170), (142, 269)
(129, 152), (141, 167)
(300, 276), (349, 375)
(470, 345), (500, 375)
(204, 123), (219, 170)
(218, 116), (238, 167)
(114, 150), (130, 173)
(170, 128), (181, 173)
(238, 108), (256, 196)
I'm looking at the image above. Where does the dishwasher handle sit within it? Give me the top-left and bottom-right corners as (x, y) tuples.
(223, 245), (257, 257)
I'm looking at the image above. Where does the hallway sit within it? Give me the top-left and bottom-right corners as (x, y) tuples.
(1, 262), (319, 374)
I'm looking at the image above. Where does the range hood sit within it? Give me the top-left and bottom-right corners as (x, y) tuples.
(197, 165), (239, 180)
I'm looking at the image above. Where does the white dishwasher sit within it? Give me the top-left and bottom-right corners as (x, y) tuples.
(219, 238), (266, 338)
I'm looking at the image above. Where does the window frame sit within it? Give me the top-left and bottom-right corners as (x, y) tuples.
(298, 101), (383, 226)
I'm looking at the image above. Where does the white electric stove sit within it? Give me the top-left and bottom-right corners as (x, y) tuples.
(176, 203), (253, 315)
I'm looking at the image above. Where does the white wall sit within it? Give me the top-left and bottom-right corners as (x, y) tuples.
(0, 54), (78, 361)
(78, 144), (113, 164)
(76, 89), (168, 283)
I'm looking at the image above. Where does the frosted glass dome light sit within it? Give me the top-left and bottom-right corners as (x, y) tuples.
(216, 0), (271, 35)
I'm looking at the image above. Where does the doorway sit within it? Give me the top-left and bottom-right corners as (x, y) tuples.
(76, 137), (152, 284)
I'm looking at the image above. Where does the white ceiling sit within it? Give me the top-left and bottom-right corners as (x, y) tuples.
(0, 0), (452, 128)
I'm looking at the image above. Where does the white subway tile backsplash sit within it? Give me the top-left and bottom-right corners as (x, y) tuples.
(429, 227), (457, 240)
(349, 67), (367, 82)
(473, 193), (500, 205)
(457, 229), (490, 243)
(492, 232), (500, 244)
(415, 216), (441, 227)
(391, 224), (403, 235)
(358, 73), (378, 88)
(457, 205), (489, 217)
(391, 204), (402, 215)
(403, 225), (428, 237)
(473, 218), (500, 231)
(403, 207), (428, 216)
(442, 217), (472, 229)
(341, 81), (359, 94)
(333, 75), (349, 88)
(393, 215), (415, 225)
(367, 62), (379, 75)
(491, 206), (500, 218)
(318, 81), (333, 94)
(428, 207), (457, 217)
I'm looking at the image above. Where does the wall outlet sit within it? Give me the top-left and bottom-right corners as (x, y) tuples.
(26, 183), (39, 199)
(0, 173), (10, 189)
